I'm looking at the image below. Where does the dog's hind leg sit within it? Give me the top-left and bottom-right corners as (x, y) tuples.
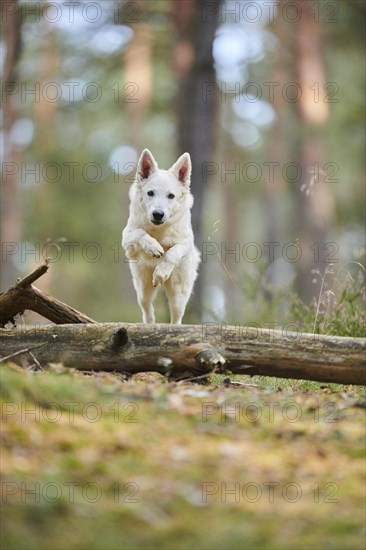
(137, 282), (156, 324)
(165, 274), (194, 325)
(164, 248), (200, 324)
(130, 264), (156, 323)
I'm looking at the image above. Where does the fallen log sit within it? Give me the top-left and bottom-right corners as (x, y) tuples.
(0, 323), (365, 385)
(0, 260), (96, 326)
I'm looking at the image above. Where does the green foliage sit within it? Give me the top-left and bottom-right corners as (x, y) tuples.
(290, 264), (366, 337)
(230, 259), (365, 337)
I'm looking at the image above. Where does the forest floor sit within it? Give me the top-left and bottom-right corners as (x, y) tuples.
(1, 363), (365, 550)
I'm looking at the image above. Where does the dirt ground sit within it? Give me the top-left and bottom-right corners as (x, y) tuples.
(1, 364), (365, 550)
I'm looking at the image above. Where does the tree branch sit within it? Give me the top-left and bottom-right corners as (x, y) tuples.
(0, 261), (96, 326)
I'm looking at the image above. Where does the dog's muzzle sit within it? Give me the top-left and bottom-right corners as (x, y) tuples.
(151, 209), (165, 225)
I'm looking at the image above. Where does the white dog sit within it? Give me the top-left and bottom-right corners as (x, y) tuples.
(122, 149), (200, 324)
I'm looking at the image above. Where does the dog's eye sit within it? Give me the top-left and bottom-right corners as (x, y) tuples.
(147, 190), (154, 197)
(168, 193), (175, 199)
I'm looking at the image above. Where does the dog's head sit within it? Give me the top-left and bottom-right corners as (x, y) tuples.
(135, 149), (192, 226)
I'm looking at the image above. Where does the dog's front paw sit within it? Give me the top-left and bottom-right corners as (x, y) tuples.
(153, 262), (174, 287)
(141, 235), (164, 258)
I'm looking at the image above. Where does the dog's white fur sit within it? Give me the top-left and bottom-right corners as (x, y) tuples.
(122, 149), (200, 324)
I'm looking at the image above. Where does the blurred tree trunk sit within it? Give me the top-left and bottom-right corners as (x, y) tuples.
(124, 21), (153, 152)
(1, 0), (22, 291)
(263, 11), (290, 300)
(292, 0), (335, 302)
(34, 14), (59, 154)
(270, 0), (335, 304)
(173, 0), (221, 320)
(221, 109), (240, 320)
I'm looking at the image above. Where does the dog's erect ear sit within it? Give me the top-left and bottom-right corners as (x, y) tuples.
(137, 149), (158, 181)
(169, 153), (192, 187)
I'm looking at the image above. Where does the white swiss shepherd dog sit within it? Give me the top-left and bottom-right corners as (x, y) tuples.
(122, 149), (200, 324)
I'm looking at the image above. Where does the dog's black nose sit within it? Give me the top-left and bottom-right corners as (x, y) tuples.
(152, 210), (164, 222)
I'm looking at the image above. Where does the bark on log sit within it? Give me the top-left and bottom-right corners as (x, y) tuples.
(0, 261), (96, 326)
(0, 323), (365, 385)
